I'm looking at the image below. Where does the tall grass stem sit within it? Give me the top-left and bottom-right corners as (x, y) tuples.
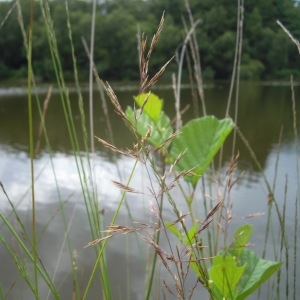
(28, 0), (39, 297)
(175, 19), (201, 131)
(89, 0), (96, 154)
(290, 75), (299, 300)
(231, 0), (243, 156)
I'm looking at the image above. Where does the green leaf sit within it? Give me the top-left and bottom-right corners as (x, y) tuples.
(125, 107), (173, 148)
(165, 221), (198, 246)
(169, 116), (234, 187)
(229, 224), (253, 256)
(133, 93), (163, 121)
(236, 248), (282, 300)
(190, 260), (205, 282)
(165, 221), (182, 241)
(185, 222), (198, 246)
(210, 255), (246, 299)
(166, 221), (204, 281)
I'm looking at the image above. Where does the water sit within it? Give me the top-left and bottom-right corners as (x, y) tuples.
(0, 81), (299, 299)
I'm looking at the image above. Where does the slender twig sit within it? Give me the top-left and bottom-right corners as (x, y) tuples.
(0, 0), (17, 31)
(277, 20), (300, 54)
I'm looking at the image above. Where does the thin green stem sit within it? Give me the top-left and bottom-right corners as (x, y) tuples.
(290, 75), (299, 300)
(83, 157), (140, 300)
(144, 156), (166, 300)
(231, 0), (243, 156)
(28, 0), (39, 298)
(0, 183), (60, 299)
(38, 4), (109, 298)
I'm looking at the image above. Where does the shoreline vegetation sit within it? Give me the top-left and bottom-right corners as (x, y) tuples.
(0, 0), (299, 299)
(1, 79), (300, 97)
(0, 0), (300, 82)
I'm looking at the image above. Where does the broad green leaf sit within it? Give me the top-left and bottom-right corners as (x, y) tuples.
(229, 224), (253, 256)
(210, 255), (246, 299)
(125, 107), (173, 148)
(134, 93), (163, 121)
(236, 248), (282, 300)
(169, 116), (234, 187)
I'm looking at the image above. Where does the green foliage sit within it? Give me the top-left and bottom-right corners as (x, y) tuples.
(126, 106), (173, 148)
(125, 93), (173, 148)
(229, 224), (252, 255)
(133, 93), (163, 121)
(210, 225), (282, 300)
(0, 0), (300, 81)
(126, 93), (234, 187)
(169, 116), (234, 187)
(240, 56), (265, 79)
(165, 220), (198, 245)
(210, 255), (246, 299)
(167, 220), (282, 299)
(210, 31), (236, 78)
(0, 1), (285, 299)
(234, 248), (282, 300)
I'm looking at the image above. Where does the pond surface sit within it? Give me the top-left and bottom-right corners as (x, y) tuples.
(0, 81), (299, 299)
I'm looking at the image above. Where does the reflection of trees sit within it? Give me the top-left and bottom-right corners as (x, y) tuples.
(0, 83), (298, 172)
(0, 90), (133, 153)
(218, 82), (296, 172)
(181, 82), (298, 172)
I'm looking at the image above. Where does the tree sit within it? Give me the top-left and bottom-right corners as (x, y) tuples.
(0, 0), (300, 81)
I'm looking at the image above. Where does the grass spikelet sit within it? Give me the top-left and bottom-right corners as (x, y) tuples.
(84, 235), (113, 248)
(111, 181), (140, 194)
(102, 81), (135, 132)
(169, 149), (187, 173)
(95, 136), (132, 157)
(155, 132), (179, 152)
(166, 213), (190, 228)
(138, 13), (174, 93)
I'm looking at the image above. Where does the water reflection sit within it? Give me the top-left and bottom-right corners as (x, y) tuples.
(1, 81), (299, 165)
(0, 81), (299, 299)
(0, 147), (153, 299)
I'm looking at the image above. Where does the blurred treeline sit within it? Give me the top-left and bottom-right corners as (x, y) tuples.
(0, 0), (300, 82)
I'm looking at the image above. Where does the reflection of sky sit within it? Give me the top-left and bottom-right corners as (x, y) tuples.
(1, 137), (300, 299)
(0, 147), (169, 213)
(1, 139), (299, 237)
(0, 147), (155, 299)
(0, 147), (131, 209)
(1, 81), (300, 298)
